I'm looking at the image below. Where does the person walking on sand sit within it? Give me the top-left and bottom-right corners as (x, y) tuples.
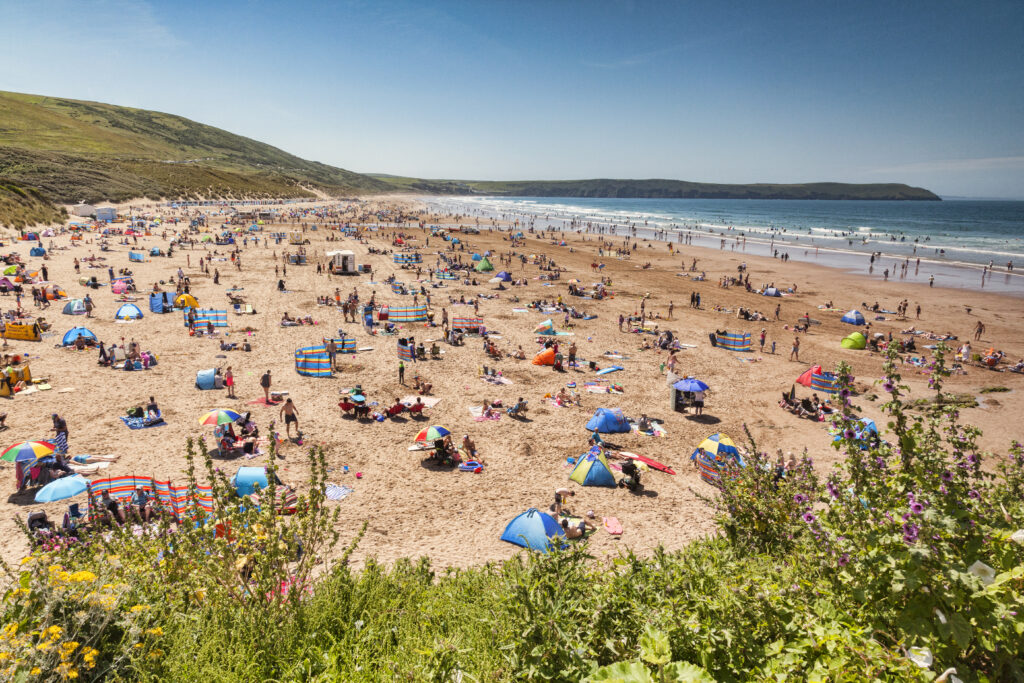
(225, 366), (235, 399)
(668, 301), (674, 319)
(280, 398), (300, 439)
(974, 320), (985, 341)
(790, 336), (800, 362)
(260, 370), (272, 403)
(759, 328), (767, 352)
(398, 360), (406, 385)
(774, 303), (781, 321)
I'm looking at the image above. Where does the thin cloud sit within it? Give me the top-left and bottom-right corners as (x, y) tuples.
(7, 0), (182, 50)
(870, 156), (1024, 174)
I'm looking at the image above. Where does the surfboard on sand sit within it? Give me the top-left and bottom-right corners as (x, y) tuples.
(603, 517), (623, 535)
(619, 451), (676, 475)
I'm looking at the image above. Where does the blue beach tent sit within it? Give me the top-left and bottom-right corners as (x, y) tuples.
(584, 407), (631, 434)
(762, 287), (782, 297)
(115, 303), (143, 320)
(500, 508), (567, 553)
(195, 368), (218, 390)
(30, 247), (46, 257)
(61, 327), (96, 346)
(841, 309), (866, 326)
(232, 467), (270, 496)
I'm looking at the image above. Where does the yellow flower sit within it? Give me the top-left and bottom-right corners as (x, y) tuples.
(147, 648), (163, 660)
(46, 625), (63, 638)
(19, 556), (34, 565)
(69, 571), (96, 583)
(145, 627), (163, 637)
(0, 652), (10, 662)
(31, 667), (41, 675)
(36, 640), (53, 652)
(130, 604), (150, 613)
(62, 641), (79, 654)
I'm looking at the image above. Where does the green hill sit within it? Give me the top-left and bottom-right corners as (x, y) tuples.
(0, 90), (394, 224)
(371, 175), (941, 200)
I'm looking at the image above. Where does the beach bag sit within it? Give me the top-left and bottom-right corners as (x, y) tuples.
(127, 407), (144, 418)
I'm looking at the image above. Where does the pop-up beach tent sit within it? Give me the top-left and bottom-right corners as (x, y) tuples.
(61, 326), (96, 346)
(762, 287), (782, 297)
(29, 247), (46, 257)
(115, 303), (143, 320)
(232, 467), (271, 496)
(474, 257), (494, 272)
(532, 347), (555, 366)
(585, 407), (631, 434)
(796, 365), (824, 387)
(62, 299), (87, 315)
(569, 447), (617, 487)
(175, 293), (199, 309)
(841, 332), (867, 350)
(495, 271), (512, 282)
(841, 310), (866, 326)
(195, 368), (220, 390)
(500, 508), (567, 553)
(534, 319), (572, 336)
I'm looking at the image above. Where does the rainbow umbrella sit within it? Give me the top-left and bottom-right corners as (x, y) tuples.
(1, 441), (56, 463)
(414, 425), (451, 443)
(198, 409), (242, 426)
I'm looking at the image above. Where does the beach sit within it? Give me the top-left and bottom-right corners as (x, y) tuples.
(2, 195), (1022, 569)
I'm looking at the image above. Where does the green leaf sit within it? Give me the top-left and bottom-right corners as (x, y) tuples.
(662, 661), (716, 682)
(639, 626), (671, 666)
(949, 612), (973, 650)
(583, 660), (656, 682)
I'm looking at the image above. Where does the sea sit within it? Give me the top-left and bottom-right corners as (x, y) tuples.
(421, 197), (1024, 296)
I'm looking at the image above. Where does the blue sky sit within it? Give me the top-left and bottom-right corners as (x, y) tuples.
(2, 0), (1023, 197)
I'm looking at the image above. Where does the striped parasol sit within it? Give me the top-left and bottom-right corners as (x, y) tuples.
(1, 441), (56, 463)
(198, 409), (242, 426)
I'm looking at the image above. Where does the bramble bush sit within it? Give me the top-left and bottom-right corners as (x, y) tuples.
(0, 346), (1021, 681)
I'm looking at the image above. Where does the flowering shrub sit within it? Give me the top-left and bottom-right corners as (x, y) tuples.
(0, 555), (158, 680)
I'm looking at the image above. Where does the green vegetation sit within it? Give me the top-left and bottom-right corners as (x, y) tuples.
(0, 181), (66, 230)
(0, 90), (395, 225)
(371, 175), (941, 200)
(979, 386), (1011, 394)
(2, 345), (1021, 681)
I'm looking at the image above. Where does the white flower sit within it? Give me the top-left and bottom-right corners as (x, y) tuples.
(908, 646), (933, 668)
(936, 668), (962, 683)
(934, 608), (947, 625)
(968, 560), (996, 586)
(1010, 529), (1024, 545)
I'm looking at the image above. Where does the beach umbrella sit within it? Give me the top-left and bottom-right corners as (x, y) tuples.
(352, 394), (366, 403)
(414, 425), (451, 443)
(690, 433), (741, 461)
(35, 475), (89, 503)
(673, 378), (709, 392)
(1, 441), (56, 463)
(198, 409), (242, 426)
(567, 278), (581, 284)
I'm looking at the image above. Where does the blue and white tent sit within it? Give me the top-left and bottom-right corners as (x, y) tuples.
(500, 508), (567, 553)
(115, 303), (143, 320)
(841, 310), (866, 326)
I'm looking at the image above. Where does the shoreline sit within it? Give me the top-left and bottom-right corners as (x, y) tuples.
(421, 196), (1024, 297)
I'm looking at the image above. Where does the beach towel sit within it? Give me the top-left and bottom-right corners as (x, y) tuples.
(479, 375), (513, 385)
(603, 517), (623, 535)
(120, 415), (166, 430)
(630, 421), (667, 437)
(400, 396), (441, 408)
(585, 384), (624, 394)
(325, 483), (353, 501)
(601, 352), (629, 360)
(52, 432), (68, 454)
(458, 460), (484, 472)
(595, 366), (623, 375)
(248, 397), (282, 406)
